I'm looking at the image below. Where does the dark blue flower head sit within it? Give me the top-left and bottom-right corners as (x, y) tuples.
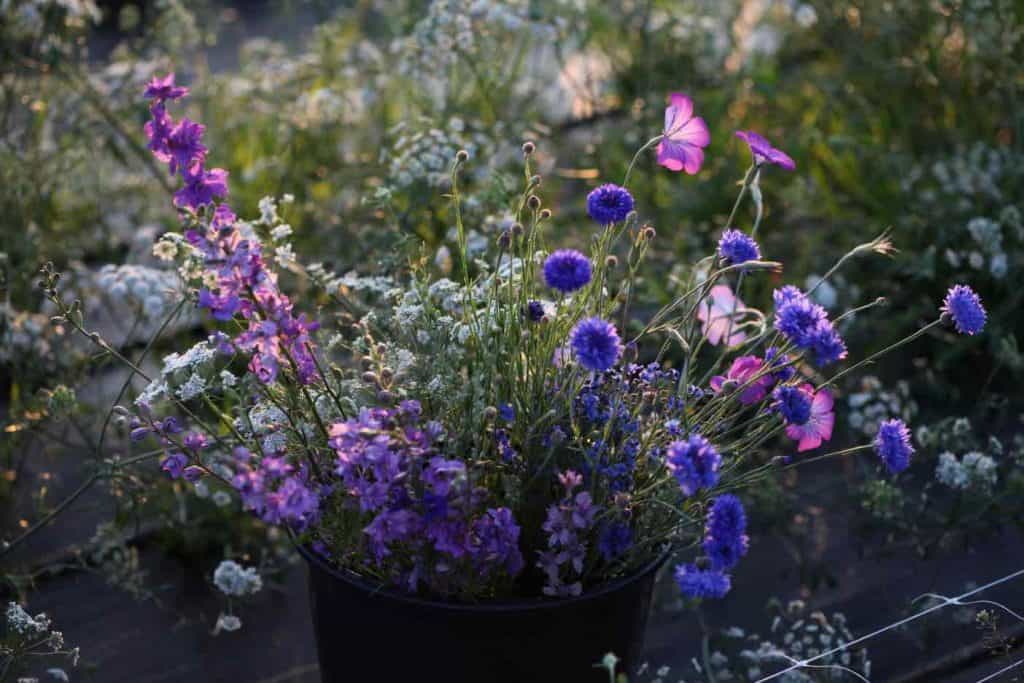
(570, 317), (623, 372)
(674, 563), (731, 599)
(543, 249), (592, 293)
(942, 284), (986, 335)
(666, 433), (721, 497)
(875, 418), (914, 475)
(808, 321), (848, 367)
(586, 183), (634, 225)
(703, 494), (749, 571)
(526, 300), (546, 322)
(773, 385), (812, 425)
(717, 229), (761, 265)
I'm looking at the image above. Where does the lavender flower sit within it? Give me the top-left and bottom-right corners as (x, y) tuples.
(874, 418), (915, 474)
(586, 184), (634, 225)
(543, 249), (592, 293)
(143, 73), (188, 102)
(161, 452), (188, 479)
(570, 317), (623, 372)
(942, 284), (987, 335)
(717, 229), (761, 265)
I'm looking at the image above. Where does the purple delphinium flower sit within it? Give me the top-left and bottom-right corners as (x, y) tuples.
(657, 93), (710, 174)
(942, 284), (987, 335)
(773, 384), (813, 425)
(703, 494), (749, 571)
(543, 249), (592, 293)
(674, 564), (731, 599)
(735, 130), (795, 171)
(666, 434), (721, 497)
(174, 165), (229, 210)
(717, 229), (761, 265)
(166, 118), (207, 176)
(143, 73), (188, 103)
(144, 103), (173, 161)
(471, 508), (524, 576)
(709, 355), (774, 405)
(161, 452), (188, 479)
(539, 471), (598, 597)
(586, 184), (634, 225)
(875, 418), (915, 475)
(570, 317), (623, 372)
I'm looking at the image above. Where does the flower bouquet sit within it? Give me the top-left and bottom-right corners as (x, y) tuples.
(41, 75), (988, 682)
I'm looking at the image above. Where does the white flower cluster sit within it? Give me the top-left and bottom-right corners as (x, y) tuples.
(213, 560), (263, 597)
(136, 338), (221, 407)
(6, 602), (51, 636)
(846, 375), (917, 438)
(384, 117), (491, 189)
(96, 264), (181, 320)
(935, 451), (999, 492)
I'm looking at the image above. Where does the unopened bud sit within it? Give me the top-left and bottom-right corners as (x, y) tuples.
(484, 406), (498, 421)
(511, 222), (524, 237)
(527, 195), (541, 210)
(362, 371), (379, 385)
(455, 149), (469, 163)
(605, 255), (618, 268)
(522, 141), (535, 155)
(539, 208), (552, 220)
(640, 225), (656, 241)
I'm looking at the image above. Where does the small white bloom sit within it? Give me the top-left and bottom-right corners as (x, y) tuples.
(213, 560), (263, 597)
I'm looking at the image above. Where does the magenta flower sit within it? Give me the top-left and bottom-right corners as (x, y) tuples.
(735, 131), (795, 171)
(784, 384), (834, 452)
(143, 73), (189, 103)
(697, 284), (748, 347)
(657, 93), (710, 174)
(710, 355), (773, 405)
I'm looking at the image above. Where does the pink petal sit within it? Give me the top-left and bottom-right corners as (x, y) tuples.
(656, 141), (686, 171)
(669, 116), (711, 148)
(665, 93), (694, 128)
(797, 433), (822, 452)
(682, 145), (705, 175)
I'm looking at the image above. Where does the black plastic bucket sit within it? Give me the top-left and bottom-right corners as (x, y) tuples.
(297, 545), (667, 683)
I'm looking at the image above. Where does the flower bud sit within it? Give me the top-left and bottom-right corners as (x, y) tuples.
(380, 367), (395, 382)
(362, 371), (379, 385)
(484, 406), (498, 421)
(539, 208), (552, 220)
(377, 390), (394, 403)
(527, 195), (541, 210)
(530, 175), (542, 187)
(456, 149), (469, 163)
(511, 222), (524, 237)
(605, 255), (618, 268)
(640, 225), (656, 241)
(522, 141), (535, 156)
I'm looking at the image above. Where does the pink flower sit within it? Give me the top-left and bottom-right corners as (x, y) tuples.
(657, 93), (710, 174)
(785, 384), (834, 452)
(710, 356), (773, 405)
(698, 284), (748, 347)
(735, 130), (795, 171)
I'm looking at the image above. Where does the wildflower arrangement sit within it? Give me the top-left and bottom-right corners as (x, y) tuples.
(41, 75), (990, 603)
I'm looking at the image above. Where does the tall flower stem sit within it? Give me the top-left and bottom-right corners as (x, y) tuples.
(622, 135), (663, 188)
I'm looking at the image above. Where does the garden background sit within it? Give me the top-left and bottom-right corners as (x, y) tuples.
(1, 1), (1023, 681)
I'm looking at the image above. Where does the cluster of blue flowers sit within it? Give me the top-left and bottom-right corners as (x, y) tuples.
(666, 434), (722, 497)
(717, 229), (761, 266)
(675, 494), (749, 599)
(772, 285), (848, 366)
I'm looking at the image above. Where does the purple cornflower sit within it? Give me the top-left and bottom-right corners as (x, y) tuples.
(735, 130), (795, 171)
(875, 418), (915, 475)
(143, 73), (189, 103)
(773, 287), (827, 347)
(666, 434), (721, 497)
(174, 165), (229, 210)
(586, 184), (634, 225)
(570, 317), (623, 372)
(674, 563), (731, 599)
(717, 229), (761, 265)
(166, 118), (207, 176)
(808, 321), (848, 367)
(773, 384), (812, 425)
(161, 452), (188, 479)
(703, 494), (749, 571)
(942, 284), (987, 335)
(657, 93), (710, 174)
(543, 249), (592, 293)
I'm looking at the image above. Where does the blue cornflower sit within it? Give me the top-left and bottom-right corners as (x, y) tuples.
(808, 321), (848, 367)
(674, 563), (731, 599)
(765, 346), (795, 381)
(543, 249), (592, 293)
(703, 494), (749, 571)
(874, 418), (915, 474)
(598, 523), (633, 561)
(773, 385), (812, 425)
(526, 300), (546, 322)
(666, 434), (721, 497)
(586, 184), (634, 225)
(717, 229), (761, 265)
(570, 317), (623, 372)
(498, 403), (515, 422)
(773, 288), (828, 347)
(942, 284), (987, 335)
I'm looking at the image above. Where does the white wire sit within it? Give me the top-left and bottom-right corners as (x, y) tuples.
(973, 656), (1024, 683)
(755, 567), (1024, 683)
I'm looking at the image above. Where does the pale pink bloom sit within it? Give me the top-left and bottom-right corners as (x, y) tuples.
(785, 384), (834, 452)
(698, 285), (748, 347)
(657, 93), (711, 174)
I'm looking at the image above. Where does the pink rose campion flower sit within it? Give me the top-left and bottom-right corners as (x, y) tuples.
(658, 93), (710, 174)
(785, 384), (834, 452)
(735, 130), (795, 171)
(698, 284), (748, 347)
(710, 355), (774, 405)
